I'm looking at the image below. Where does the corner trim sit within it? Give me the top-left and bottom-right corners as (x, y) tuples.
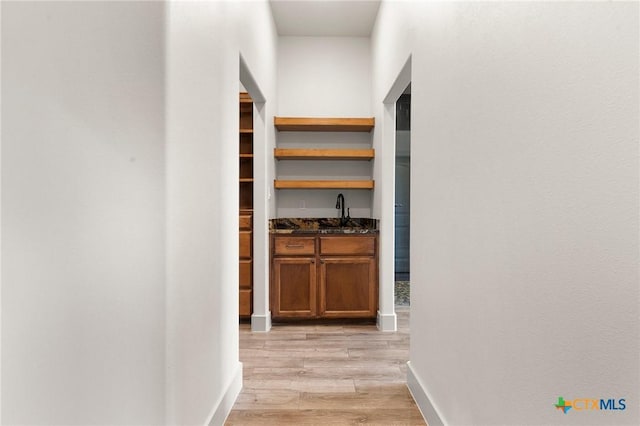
(206, 362), (243, 426)
(406, 361), (446, 426)
(251, 311), (272, 332)
(376, 310), (397, 332)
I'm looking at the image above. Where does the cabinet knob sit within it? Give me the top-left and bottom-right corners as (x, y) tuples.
(310, 259), (315, 264)
(320, 259), (325, 264)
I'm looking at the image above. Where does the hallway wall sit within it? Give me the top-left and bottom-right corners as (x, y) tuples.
(372, 2), (639, 425)
(2, 1), (278, 424)
(165, 3), (239, 423)
(2, 2), (166, 423)
(165, 1), (278, 424)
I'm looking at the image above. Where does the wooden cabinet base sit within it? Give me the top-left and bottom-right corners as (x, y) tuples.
(271, 234), (378, 320)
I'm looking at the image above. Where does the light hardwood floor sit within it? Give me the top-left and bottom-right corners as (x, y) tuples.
(226, 307), (426, 425)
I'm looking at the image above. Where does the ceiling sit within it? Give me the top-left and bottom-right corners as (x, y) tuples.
(269, 0), (381, 37)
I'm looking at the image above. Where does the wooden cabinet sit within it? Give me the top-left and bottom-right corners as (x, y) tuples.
(320, 257), (376, 318)
(272, 258), (317, 318)
(239, 212), (252, 317)
(317, 235), (376, 318)
(239, 92), (253, 318)
(271, 234), (377, 320)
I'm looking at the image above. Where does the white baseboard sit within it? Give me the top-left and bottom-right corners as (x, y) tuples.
(207, 362), (243, 426)
(406, 361), (446, 426)
(251, 311), (272, 332)
(376, 310), (397, 332)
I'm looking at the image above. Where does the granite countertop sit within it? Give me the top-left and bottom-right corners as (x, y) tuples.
(270, 218), (379, 234)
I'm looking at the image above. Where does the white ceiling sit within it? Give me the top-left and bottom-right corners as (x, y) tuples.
(269, 0), (381, 37)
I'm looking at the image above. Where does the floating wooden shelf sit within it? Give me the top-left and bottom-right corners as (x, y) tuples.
(240, 154), (254, 158)
(274, 117), (375, 132)
(274, 180), (374, 189)
(240, 129), (253, 134)
(240, 178), (254, 183)
(274, 148), (374, 160)
(240, 92), (252, 103)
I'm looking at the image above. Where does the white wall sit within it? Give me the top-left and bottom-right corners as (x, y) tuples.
(278, 36), (371, 116)
(2, 1), (278, 424)
(372, 2), (639, 425)
(1, 2), (166, 424)
(166, 0), (278, 423)
(276, 36), (373, 218)
(165, 3), (239, 423)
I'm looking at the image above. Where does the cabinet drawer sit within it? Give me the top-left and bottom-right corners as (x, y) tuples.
(274, 236), (315, 255)
(239, 260), (252, 289)
(239, 214), (252, 230)
(319, 236), (375, 255)
(239, 289), (252, 317)
(240, 231), (252, 258)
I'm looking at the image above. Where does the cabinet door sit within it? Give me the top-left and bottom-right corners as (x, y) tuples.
(320, 257), (376, 318)
(272, 257), (317, 318)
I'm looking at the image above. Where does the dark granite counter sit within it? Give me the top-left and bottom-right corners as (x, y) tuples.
(270, 217), (379, 234)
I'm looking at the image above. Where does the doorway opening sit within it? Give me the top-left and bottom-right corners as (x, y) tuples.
(378, 55), (411, 332)
(394, 85), (411, 306)
(239, 55), (270, 332)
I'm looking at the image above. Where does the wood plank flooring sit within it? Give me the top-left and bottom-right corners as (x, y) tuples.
(226, 307), (426, 425)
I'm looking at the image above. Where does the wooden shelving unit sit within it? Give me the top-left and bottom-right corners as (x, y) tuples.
(274, 148), (374, 160)
(274, 180), (374, 189)
(274, 117), (374, 132)
(239, 92), (253, 318)
(274, 116), (375, 191)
